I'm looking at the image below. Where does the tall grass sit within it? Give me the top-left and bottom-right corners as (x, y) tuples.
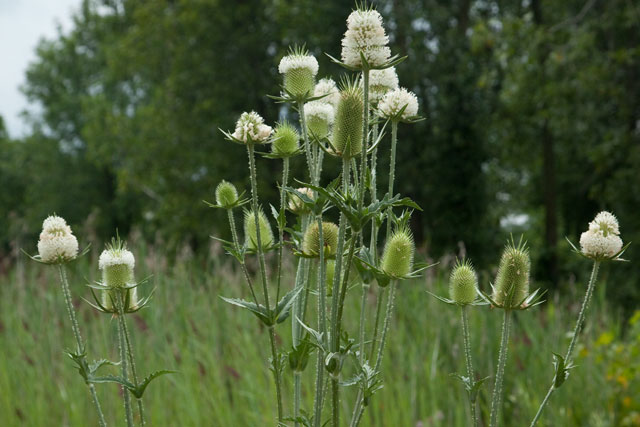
(0, 244), (624, 425)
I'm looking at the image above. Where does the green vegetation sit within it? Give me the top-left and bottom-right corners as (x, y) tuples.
(0, 250), (637, 425)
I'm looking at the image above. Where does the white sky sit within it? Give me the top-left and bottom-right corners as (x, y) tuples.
(0, 0), (79, 138)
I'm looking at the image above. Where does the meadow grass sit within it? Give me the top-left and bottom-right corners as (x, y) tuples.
(0, 243), (625, 426)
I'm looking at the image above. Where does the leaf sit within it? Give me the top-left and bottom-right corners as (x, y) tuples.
(275, 286), (304, 324)
(130, 370), (176, 399)
(552, 352), (574, 388)
(220, 296), (272, 326)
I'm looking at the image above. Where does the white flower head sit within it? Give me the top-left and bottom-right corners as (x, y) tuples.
(42, 215), (70, 234)
(378, 87), (419, 120)
(580, 211), (623, 259)
(304, 101), (335, 124)
(38, 230), (79, 263)
(341, 9), (391, 68)
(278, 53), (319, 76)
(231, 111), (273, 144)
(367, 67), (399, 104)
(99, 247), (135, 271)
(313, 78), (341, 108)
(588, 211), (620, 236)
(580, 231), (623, 259)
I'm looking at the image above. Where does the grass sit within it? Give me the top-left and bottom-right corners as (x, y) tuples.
(0, 241), (629, 426)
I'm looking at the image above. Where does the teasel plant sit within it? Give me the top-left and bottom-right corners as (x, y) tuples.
(84, 236), (173, 427)
(25, 215), (107, 427)
(530, 211), (629, 426)
(427, 259), (489, 427)
(478, 236), (546, 427)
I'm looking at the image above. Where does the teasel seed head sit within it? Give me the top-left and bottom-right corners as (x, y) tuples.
(378, 87), (419, 121)
(271, 121), (300, 156)
(99, 238), (135, 289)
(304, 101), (334, 139)
(366, 67), (399, 104)
(492, 239), (531, 308)
(302, 221), (339, 258)
(278, 47), (319, 98)
(341, 8), (391, 68)
(37, 215), (79, 264)
(244, 209), (274, 251)
(231, 111), (272, 144)
(331, 82), (363, 159)
(580, 211), (623, 260)
(449, 259), (478, 305)
(381, 228), (415, 279)
(288, 187), (314, 215)
(215, 180), (239, 209)
(314, 77), (341, 108)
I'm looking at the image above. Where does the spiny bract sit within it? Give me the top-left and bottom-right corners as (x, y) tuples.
(492, 240), (531, 308)
(331, 84), (363, 159)
(449, 259), (478, 305)
(244, 209), (274, 251)
(302, 222), (339, 257)
(381, 229), (415, 278)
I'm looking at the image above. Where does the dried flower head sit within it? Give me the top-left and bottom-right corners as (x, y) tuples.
(304, 101), (334, 139)
(381, 228), (415, 278)
(449, 259), (478, 305)
(215, 180), (239, 209)
(580, 211), (623, 260)
(37, 215), (79, 264)
(341, 8), (391, 68)
(331, 83), (364, 159)
(279, 48), (319, 98)
(288, 187), (314, 214)
(492, 239), (531, 308)
(367, 67), (399, 104)
(271, 121), (300, 156)
(302, 221), (339, 257)
(231, 111), (272, 144)
(378, 87), (419, 121)
(244, 209), (274, 251)
(314, 78), (341, 108)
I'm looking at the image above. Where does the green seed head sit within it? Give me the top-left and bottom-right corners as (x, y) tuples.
(284, 68), (315, 98)
(492, 239), (531, 308)
(278, 47), (318, 98)
(215, 180), (239, 208)
(271, 121), (300, 156)
(99, 238), (135, 288)
(381, 229), (415, 278)
(449, 259), (478, 305)
(302, 221), (339, 258)
(331, 83), (363, 159)
(244, 209), (274, 251)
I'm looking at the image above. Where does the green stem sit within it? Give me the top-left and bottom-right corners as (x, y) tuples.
(227, 209), (259, 306)
(385, 121), (398, 240)
(329, 159), (350, 427)
(461, 306), (478, 427)
(313, 218), (327, 427)
(122, 304), (145, 425)
(489, 309), (512, 427)
(116, 292), (135, 427)
(359, 69), (370, 213)
(57, 265), (107, 427)
(247, 142), (283, 423)
(530, 261), (600, 426)
(276, 158), (290, 304)
(299, 101), (315, 182)
(368, 287), (385, 361)
(369, 123), (380, 261)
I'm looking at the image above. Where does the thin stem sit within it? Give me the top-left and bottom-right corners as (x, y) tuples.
(530, 261), (601, 426)
(294, 372), (302, 427)
(313, 218), (327, 427)
(385, 121), (398, 241)
(227, 209), (259, 306)
(329, 159), (350, 427)
(357, 283), (369, 366)
(368, 287), (386, 361)
(122, 304), (145, 425)
(299, 101), (315, 182)
(116, 292), (135, 427)
(276, 158), (290, 304)
(461, 306), (478, 427)
(57, 265), (107, 427)
(369, 123), (380, 261)
(247, 142), (283, 423)
(358, 69), (370, 213)
(489, 309), (512, 427)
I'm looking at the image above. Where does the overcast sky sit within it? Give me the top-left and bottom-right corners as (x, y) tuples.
(0, 0), (79, 138)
